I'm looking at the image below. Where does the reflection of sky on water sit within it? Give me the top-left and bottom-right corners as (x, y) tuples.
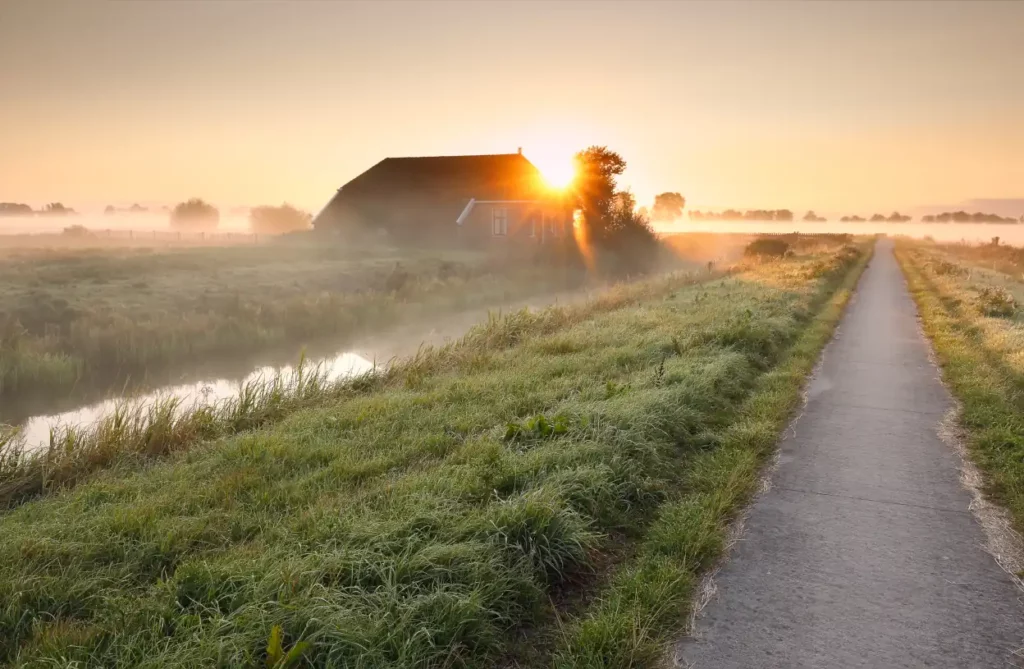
(16, 351), (374, 451)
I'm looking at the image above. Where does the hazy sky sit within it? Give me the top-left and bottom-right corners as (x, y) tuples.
(2, 0), (1023, 215)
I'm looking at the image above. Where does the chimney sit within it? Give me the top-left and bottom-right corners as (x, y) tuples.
(517, 147), (522, 155)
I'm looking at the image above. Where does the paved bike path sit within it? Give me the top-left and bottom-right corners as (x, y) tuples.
(678, 240), (1024, 668)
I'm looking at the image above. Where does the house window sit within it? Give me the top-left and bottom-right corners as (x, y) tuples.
(492, 207), (508, 236)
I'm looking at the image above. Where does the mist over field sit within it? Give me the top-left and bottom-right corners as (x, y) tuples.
(6, 212), (1024, 246)
(652, 219), (1024, 244)
(0, 211), (257, 235)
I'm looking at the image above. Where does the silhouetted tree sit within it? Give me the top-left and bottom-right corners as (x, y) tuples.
(570, 146), (658, 273)
(572, 146), (625, 239)
(104, 205), (116, 215)
(0, 202), (33, 216)
(870, 214), (887, 222)
(887, 212), (911, 223)
(129, 203), (147, 213)
(249, 203), (312, 235)
(803, 210), (826, 222)
(650, 192), (686, 221)
(41, 203), (74, 216)
(929, 210), (1016, 223)
(170, 198), (219, 230)
(774, 209), (794, 222)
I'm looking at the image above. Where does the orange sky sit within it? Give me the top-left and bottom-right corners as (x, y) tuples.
(1, 0), (1022, 215)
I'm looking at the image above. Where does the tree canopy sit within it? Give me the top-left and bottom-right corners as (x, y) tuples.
(569, 146), (659, 274)
(650, 192), (686, 221)
(249, 204), (313, 235)
(170, 198), (219, 230)
(0, 203), (33, 217)
(922, 211), (1019, 223)
(688, 209), (793, 222)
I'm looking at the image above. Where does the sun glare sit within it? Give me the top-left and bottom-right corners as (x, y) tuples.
(540, 159), (576, 189)
(527, 148), (577, 190)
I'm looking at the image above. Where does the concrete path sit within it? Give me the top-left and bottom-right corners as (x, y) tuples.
(677, 240), (1024, 668)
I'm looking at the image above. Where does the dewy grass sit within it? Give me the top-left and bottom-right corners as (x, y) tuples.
(550, 241), (872, 668)
(895, 243), (1024, 533)
(0, 240), (868, 668)
(0, 270), (726, 512)
(0, 360), (351, 510)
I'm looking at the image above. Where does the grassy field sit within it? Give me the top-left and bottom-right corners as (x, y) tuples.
(896, 240), (1024, 533)
(0, 237), (869, 667)
(0, 236), (587, 410)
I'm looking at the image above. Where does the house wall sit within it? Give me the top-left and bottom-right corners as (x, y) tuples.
(460, 203), (573, 246)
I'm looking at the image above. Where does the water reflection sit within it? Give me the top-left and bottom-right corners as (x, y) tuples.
(16, 350), (375, 451)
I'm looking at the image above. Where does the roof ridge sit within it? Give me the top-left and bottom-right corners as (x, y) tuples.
(382, 153), (525, 160)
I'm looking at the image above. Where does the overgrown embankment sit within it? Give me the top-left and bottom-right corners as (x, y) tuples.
(0, 239), (586, 407)
(896, 242), (1024, 532)
(0, 240), (869, 667)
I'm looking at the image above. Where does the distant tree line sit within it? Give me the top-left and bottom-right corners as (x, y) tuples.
(920, 211), (1021, 224)
(0, 202), (77, 217)
(104, 203), (150, 214)
(838, 213), (910, 222)
(689, 209), (795, 222)
(838, 212), (912, 223)
(0, 203), (33, 216)
(167, 198), (313, 234)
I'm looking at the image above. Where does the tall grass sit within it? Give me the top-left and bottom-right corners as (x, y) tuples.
(0, 240), (868, 667)
(896, 243), (1024, 531)
(0, 360), (348, 509)
(0, 241), (596, 404)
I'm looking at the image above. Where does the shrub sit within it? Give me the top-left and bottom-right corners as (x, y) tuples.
(61, 224), (91, 237)
(170, 198), (219, 230)
(744, 238), (790, 258)
(930, 259), (968, 277)
(977, 286), (1017, 318)
(249, 204), (312, 235)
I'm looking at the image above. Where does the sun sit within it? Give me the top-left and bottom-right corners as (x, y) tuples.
(539, 159), (576, 189)
(526, 149), (577, 190)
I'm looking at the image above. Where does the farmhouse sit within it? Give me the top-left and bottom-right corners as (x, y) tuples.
(312, 151), (573, 245)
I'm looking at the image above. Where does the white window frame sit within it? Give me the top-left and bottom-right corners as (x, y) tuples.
(492, 207), (508, 236)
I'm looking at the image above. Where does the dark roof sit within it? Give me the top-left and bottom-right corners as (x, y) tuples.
(337, 153), (543, 199)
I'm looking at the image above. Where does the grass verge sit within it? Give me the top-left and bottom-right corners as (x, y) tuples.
(550, 241), (871, 667)
(895, 242), (1024, 532)
(0, 240), (868, 667)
